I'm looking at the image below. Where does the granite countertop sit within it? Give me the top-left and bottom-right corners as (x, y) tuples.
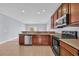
(19, 31), (56, 35)
(60, 39), (79, 50)
(22, 33), (53, 35)
(19, 31), (79, 50)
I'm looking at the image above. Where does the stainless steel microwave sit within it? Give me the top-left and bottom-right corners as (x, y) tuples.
(62, 31), (78, 39)
(55, 14), (69, 28)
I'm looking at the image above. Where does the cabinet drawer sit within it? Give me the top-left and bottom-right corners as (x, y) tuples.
(60, 41), (78, 56)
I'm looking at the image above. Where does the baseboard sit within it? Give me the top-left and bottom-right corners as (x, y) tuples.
(0, 37), (18, 44)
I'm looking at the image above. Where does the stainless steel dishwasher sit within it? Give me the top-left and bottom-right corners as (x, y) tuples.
(24, 35), (32, 45)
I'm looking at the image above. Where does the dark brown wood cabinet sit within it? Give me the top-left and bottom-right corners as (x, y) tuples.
(51, 3), (79, 29)
(60, 46), (73, 56)
(53, 12), (58, 28)
(51, 15), (54, 28)
(60, 40), (79, 56)
(19, 34), (24, 45)
(70, 3), (79, 24)
(62, 3), (69, 16)
(19, 32), (52, 46)
(58, 6), (62, 18)
(32, 35), (52, 46)
(32, 35), (39, 45)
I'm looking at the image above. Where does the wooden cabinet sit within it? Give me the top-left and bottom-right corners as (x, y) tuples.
(60, 46), (73, 56)
(51, 3), (69, 29)
(58, 6), (62, 18)
(60, 40), (79, 56)
(53, 12), (58, 28)
(19, 34), (24, 45)
(19, 32), (52, 46)
(51, 3), (79, 28)
(42, 36), (49, 45)
(32, 35), (52, 46)
(62, 3), (69, 15)
(70, 3), (79, 24)
(32, 35), (39, 45)
(62, 3), (79, 25)
(51, 16), (54, 28)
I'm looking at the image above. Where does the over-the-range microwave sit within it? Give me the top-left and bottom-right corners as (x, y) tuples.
(55, 14), (69, 28)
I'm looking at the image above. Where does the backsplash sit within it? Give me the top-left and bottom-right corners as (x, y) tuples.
(25, 24), (47, 31)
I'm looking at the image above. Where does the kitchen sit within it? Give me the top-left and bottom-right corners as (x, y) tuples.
(19, 3), (79, 56)
(0, 3), (79, 56)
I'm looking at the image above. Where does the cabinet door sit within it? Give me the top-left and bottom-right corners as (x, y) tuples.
(53, 12), (58, 28)
(32, 35), (41, 45)
(51, 15), (54, 29)
(58, 7), (62, 18)
(60, 46), (73, 56)
(32, 35), (51, 46)
(32, 35), (48, 45)
(62, 3), (69, 15)
(41, 35), (49, 45)
(60, 40), (78, 56)
(19, 34), (24, 45)
(70, 3), (79, 23)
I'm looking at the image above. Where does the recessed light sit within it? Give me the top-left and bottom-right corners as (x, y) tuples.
(42, 9), (46, 12)
(37, 12), (40, 14)
(22, 10), (25, 13)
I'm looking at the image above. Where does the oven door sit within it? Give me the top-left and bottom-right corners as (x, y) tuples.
(52, 36), (60, 56)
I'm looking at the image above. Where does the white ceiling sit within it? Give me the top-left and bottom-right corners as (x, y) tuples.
(0, 3), (61, 24)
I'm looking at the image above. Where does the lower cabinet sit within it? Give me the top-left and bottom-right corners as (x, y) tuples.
(60, 46), (74, 56)
(60, 41), (79, 56)
(32, 35), (52, 46)
(19, 34), (24, 45)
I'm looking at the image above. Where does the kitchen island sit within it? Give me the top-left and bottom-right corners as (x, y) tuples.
(19, 31), (54, 46)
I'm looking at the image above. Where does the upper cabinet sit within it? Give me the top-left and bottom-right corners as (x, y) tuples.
(57, 3), (69, 19)
(58, 6), (62, 18)
(70, 3), (79, 24)
(51, 15), (54, 28)
(53, 12), (58, 28)
(51, 3), (79, 29)
(62, 3), (69, 15)
(57, 6), (62, 18)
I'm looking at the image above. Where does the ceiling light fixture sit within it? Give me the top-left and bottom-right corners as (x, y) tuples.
(22, 10), (25, 13)
(37, 12), (40, 14)
(42, 9), (46, 12)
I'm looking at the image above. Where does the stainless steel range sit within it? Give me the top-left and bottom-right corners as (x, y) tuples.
(52, 31), (78, 56)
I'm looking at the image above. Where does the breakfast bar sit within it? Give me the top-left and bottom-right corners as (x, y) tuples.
(19, 31), (54, 46)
